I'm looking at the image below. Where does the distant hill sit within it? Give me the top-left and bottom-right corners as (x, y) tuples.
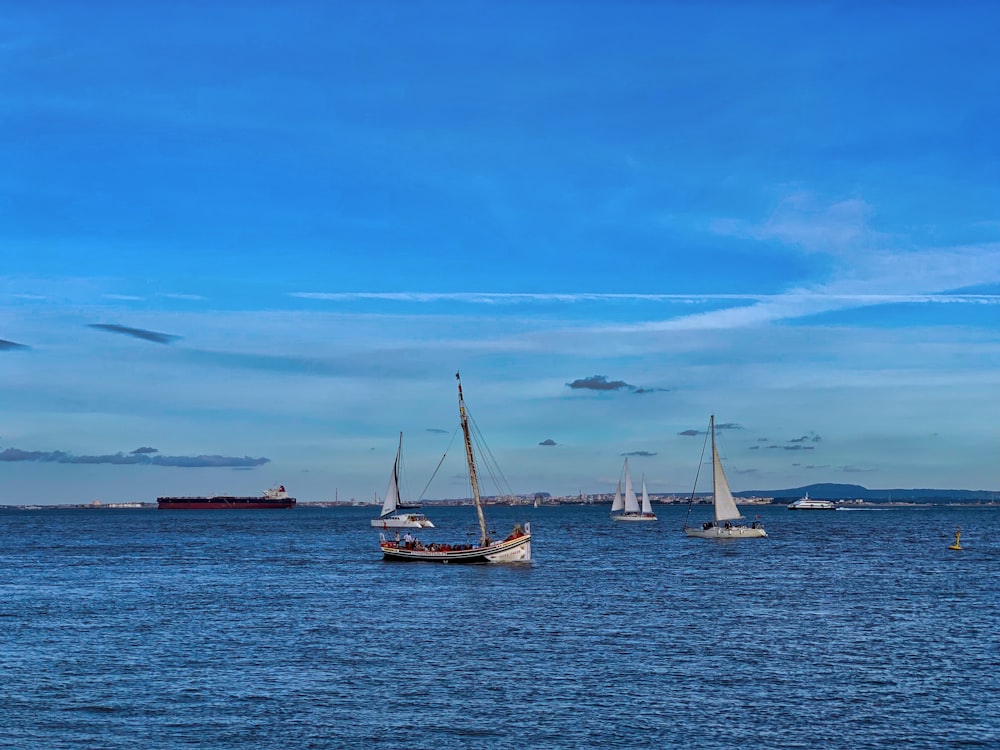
(735, 483), (998, 502)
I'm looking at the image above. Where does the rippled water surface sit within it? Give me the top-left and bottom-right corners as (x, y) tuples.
(2, 504), (998, 749)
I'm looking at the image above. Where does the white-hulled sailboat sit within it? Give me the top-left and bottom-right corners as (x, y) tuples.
(683, 415), (767, 539)
(370, 433), (435, 529)
(379, 373), (531, 563)
(610, 458), (657, 521)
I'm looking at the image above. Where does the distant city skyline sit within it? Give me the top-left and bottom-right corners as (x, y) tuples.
(4, 2), (1000, 504)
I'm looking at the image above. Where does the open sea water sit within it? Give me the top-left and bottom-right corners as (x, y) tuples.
(1, 503), (998, 749)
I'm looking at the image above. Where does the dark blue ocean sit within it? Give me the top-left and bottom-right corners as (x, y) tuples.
(2, 503), (998, 749)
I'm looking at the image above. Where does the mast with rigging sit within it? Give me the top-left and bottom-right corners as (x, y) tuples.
(457, 371), (489, 547)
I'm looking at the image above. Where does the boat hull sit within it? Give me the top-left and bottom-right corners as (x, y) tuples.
(370, 514), (435, 529)
(157, 497), (296, 510)
(612, 513), (658, 522)
(684, 524), (767, 538)
(380, 533), (531, 564)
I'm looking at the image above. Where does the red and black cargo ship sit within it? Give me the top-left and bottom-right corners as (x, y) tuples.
(157, 485), (296, 510)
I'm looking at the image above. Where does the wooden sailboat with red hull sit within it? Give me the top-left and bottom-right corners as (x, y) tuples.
(379, 373), (532, 564)
(379, 525), (531, 564)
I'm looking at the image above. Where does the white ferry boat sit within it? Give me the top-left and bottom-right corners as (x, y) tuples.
(787, 492), (837, 510)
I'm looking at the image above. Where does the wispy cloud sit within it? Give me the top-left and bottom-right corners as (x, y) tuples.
(618, 291), (1000, 333)
(678, 193), (1000, 332)
(739, 193), (878, 257)
(837, 465), (877, 473)
(680, 423), (742, 436)
(160, 293), (206, 301)
(88, 323), (181, 344)
(291, 291), (761, 304)
(763, 432), (823, 452)
(293, 282), (1000, 341)
(294, 289), (1000, 307)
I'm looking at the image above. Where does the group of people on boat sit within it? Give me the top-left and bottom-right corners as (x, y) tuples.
(504, 523), (525, 542)
(391, 539), (478, 552)
(385, 523), (527, 552)
(700, 520), (765, 531)
(387, 531), (478, 552)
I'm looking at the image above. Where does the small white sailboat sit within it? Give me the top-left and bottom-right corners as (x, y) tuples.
(370, 433), (435, 529)
(611, 458), (657, 521)
(379, 373), (531, 563)
(683, 415), (766, 539)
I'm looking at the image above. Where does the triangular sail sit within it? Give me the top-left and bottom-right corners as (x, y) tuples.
(711, 418), (742, 523)
(380, 433), (402, 517)
(623, 459), (640, 513)
(610, 480), (624, 513)
(640, 477), (653, 514)
(457, 373), (490, 547)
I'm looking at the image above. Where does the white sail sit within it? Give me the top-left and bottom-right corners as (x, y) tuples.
(640, 477), (653, 515)
(610, 480), (624, 512)
(623, 459), (641, 514)
(711, 421), (742, 523)
(380, 434), (402, 517)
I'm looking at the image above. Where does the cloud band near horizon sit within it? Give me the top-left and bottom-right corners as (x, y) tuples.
(0, 448), (269, 468)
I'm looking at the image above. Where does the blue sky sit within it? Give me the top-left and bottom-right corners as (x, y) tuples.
(3, 1), (1000, 504)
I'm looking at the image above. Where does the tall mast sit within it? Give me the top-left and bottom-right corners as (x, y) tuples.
(710, 414), (717, 505)
(457, 372), (489, 546)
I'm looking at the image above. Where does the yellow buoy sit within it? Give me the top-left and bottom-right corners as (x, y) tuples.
(948, 528), (963, 551)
